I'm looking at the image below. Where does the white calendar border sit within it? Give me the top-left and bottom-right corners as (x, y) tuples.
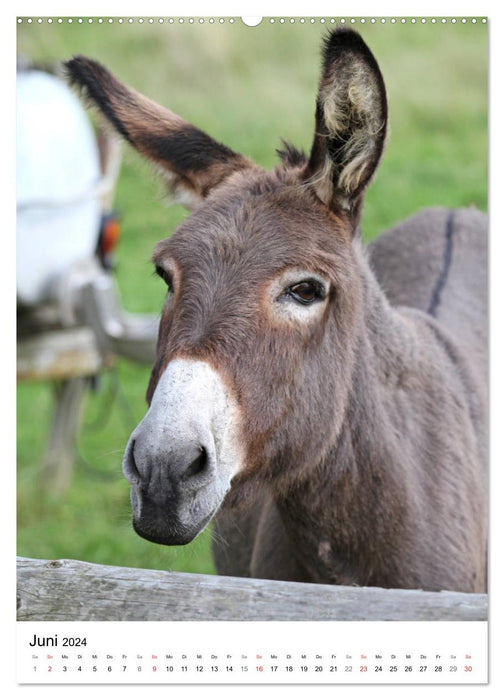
(16, 620), (488, 685)
(6, 0), (503, 697)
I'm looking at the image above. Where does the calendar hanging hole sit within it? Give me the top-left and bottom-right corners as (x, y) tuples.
(241, 17), (263, 27)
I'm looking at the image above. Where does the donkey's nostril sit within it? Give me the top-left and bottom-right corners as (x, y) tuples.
(184, 447), (208, 480)
(123, 438), (141, 484)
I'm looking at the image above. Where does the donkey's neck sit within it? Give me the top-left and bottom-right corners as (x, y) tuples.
(275, 243), (450, 587)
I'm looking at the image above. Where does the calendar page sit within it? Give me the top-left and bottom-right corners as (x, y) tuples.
(15, 5), (491, 691)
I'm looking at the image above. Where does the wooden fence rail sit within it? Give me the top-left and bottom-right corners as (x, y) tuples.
(16, 557), (487, 622)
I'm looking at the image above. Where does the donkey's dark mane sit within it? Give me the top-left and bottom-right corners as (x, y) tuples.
(276, 141), (307, 168)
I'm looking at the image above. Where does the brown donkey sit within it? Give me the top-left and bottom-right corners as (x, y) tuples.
(66, 29), (487, 593)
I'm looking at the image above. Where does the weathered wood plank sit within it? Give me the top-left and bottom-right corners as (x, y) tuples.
(17, 327), (114, 382)
(16, 557), (487, 622)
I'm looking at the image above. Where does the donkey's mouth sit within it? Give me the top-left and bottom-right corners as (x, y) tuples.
(132, 514), (213, 546)
(129, 482), (226, 546)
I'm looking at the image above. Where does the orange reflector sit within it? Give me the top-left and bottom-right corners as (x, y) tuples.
(100, 215), (121, 256)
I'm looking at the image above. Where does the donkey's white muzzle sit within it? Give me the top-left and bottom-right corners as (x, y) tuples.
(122, 358), (242, 545)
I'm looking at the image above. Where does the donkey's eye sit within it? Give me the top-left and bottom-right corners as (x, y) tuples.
(287, 280), (324, 305)
(155, 265), (173, 291)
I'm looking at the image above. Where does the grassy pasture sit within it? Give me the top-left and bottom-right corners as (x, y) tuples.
(16, 17), (487, 575)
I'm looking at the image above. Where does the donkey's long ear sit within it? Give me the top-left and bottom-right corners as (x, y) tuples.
(65, 56), (252, 209)
(304, 29), (387, 221)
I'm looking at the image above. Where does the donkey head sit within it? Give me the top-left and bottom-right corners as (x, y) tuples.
(66, 29), (387, 545)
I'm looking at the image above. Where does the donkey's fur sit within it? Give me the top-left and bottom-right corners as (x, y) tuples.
(66, 29), (487, 593)
(213, 206), (488, 591)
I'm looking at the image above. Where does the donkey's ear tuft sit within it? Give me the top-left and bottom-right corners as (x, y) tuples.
(65, 56), (135, 143)
(64, 56), (252, 209)
(304, 29), (388, 220)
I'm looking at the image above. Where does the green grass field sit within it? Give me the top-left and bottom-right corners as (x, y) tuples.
(17, 17), (487, 575)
